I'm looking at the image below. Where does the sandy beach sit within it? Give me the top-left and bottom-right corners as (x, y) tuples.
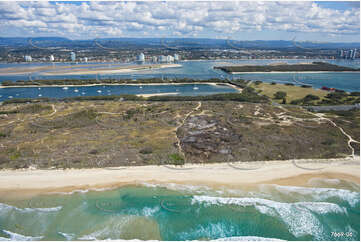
(0, 158), (359, 197)
(0, 63), (182, 76)
(136, 92), (179, 97)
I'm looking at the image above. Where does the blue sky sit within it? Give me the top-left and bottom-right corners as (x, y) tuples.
(0, 1), (359, 42)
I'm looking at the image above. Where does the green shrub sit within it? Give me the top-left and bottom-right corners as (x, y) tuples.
(168, 153), (185, 165)
(350, 92), (360, 96)
(303, 94), (320, 102)
(139, 147), (153, 154)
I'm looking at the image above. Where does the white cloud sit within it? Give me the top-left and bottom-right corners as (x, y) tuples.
(0, 1), (359, 40)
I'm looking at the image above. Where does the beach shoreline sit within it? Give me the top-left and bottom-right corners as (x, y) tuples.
(0, 158), (359, 198)
(0, 63), (182, 76)
(0, 82), (232, 89)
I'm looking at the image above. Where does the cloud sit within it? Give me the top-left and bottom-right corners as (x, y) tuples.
(0, 1), (359, 40)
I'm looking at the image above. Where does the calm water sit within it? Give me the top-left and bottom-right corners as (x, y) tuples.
(0, 180), (359, 241)
(0, 84), (238, 102)
(0, 59), (359, 102)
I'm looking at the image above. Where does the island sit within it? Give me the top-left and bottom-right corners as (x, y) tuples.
(214, 61), (360, 73)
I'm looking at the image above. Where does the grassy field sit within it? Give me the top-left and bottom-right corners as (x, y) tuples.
(0, 100), (359, 169)
(251, 82), (327, 104)
(251, 82), (359, 106)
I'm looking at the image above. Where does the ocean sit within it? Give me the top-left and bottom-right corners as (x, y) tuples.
(0, 179), (359, 241)
(0, 59), (359, 102)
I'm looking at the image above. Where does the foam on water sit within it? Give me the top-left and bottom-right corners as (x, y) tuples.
(141, 206), (160, 217)
(1, 230), (43, 241)
(50, 187), (114, 195)
(191, 195), (348, 240)
(271, 184), (360, 207)
(140, 182), (213, 194)
(215, 236), (285, 241)
(57, 232), (75, 240)
(0, 202), (62, 213)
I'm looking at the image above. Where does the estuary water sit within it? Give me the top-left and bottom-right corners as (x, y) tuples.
(0, 84), (238, 102)
(0, 59), (359, 102)
(0, 179), (359, 241)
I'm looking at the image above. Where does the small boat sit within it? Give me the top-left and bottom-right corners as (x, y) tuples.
(81, 92), (86, 95)
(62, 87), (69, 90)
(74, 89), (79, 93)
(97, 90), (102, 93)
(38, 94), (42, 97)
(193, 86), (199, 90)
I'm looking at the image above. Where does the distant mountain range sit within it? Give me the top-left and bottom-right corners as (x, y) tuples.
(0, 37), (359, 50)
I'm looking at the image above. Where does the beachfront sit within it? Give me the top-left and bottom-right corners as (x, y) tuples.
(0, 157), (359, 197)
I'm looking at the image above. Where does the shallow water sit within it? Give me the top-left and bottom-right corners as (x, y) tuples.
(0, 179), (359, 241)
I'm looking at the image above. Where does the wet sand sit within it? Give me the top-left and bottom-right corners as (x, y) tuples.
(0, 158), (359, 198)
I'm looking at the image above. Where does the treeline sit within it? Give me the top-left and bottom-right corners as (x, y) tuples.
(290, 91), (360, 106)
(214, 62), (360, 73)
(2, 87), (269, 105)
(1, 77), (228, 86)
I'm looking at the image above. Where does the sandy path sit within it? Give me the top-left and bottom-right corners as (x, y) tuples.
(175, 101), (202, 156)
(312, 113), (360, 158)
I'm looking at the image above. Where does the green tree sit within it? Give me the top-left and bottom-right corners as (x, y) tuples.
(274, 91), (287, 99)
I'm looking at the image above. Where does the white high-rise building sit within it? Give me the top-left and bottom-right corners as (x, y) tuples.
(166, 55), (174, 62)
(70, 52), (76, 62)
(151, 56), (158, 63)
(137, 53), (145, 62)
(174, 54), (179, 61)
(24, 55), (32, 62)
(353, 49), (357, 59)
(49, 55), (54, 62)
(159, 55), (167, 63)
(84, 57), (88, 62)
(340, 50), (344, 58)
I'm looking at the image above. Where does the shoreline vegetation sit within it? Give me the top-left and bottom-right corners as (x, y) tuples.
(214, 61), (360, 73)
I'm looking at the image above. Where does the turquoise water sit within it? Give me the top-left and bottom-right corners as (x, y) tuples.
(0, 179), (359, 241)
